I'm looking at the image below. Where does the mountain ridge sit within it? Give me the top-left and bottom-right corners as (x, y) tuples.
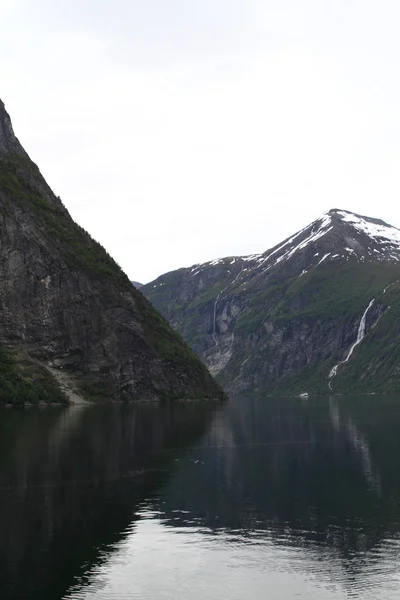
(142, 208), (400, 396)
(0, 99), (224, 405)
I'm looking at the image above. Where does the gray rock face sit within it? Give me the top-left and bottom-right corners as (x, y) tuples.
(0, 99), (223, 404)
(0, 101), (26, 157)
(143, 209), (400, 396)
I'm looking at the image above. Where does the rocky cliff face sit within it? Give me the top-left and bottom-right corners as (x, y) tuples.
(0, 100), (27, 157)
(0, 99), (223, 404)
(143, 209), (400, 395)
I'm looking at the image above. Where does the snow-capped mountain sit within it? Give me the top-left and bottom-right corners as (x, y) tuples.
(143, 209), (400, 396)
(187, 208), (400, 281)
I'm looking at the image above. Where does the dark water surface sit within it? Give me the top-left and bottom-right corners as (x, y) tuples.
(1, 395), (400, 599)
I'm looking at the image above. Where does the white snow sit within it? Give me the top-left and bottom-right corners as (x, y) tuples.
(190, 210), (400, 287)
(257, 220), (321, 267)
(273, 225), (333, 266)
(190, 264), (202, 277)
(337, 210), (400, 247)
(244, 211), (333, 271)
(242, 254), (261, 262)
(315, 253), (330, 267)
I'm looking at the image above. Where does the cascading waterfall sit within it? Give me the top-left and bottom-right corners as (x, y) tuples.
(343, 298), (375, 363)
(212, 266), (244, 348)
(328, 299), (375, 390)
(212, 292), (222, 346)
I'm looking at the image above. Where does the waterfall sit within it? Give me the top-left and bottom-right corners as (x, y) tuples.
(343, 299), (375, 363)
(212, 292), (222, 346)
(212, 266), (244, 348)
(328, 298), (375, 388)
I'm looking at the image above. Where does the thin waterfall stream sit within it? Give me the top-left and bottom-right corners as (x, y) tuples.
(212, 266), (244, 348)
(329, 299), (375, 390)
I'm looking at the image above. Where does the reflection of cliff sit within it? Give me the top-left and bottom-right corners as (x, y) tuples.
(0, 402), (216, 600)
(154, 395), (400, 576)
(329, 397), (382, 495)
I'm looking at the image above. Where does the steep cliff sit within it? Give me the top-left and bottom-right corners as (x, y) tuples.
(143, 209), (400, 395)
(0, 99), (223, 404)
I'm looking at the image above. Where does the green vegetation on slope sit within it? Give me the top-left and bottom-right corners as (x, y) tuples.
(0, 154), (224, 403)
(146, 253), (400, 396)
(133, 290), (225, 399)
(0, 349), (67, 405)
(332, 281), (400, 394)
(0, 156), (131, 287)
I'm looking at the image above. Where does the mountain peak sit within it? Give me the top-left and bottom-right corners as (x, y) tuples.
(181, 209), (400, 289)
(143, 206), (400, 396)
(328, 209), (400, 257)
(255, 208), (400, 272)
(0, 99), (27, 158)
(328, 207), (397, 230)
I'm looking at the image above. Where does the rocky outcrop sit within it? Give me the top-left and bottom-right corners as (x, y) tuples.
(143, 210), (400, 395)
(0, 100), (27, 157)
(0, 99), (224, 404)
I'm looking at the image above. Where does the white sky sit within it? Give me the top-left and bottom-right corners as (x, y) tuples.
(2, 0), (400, 283)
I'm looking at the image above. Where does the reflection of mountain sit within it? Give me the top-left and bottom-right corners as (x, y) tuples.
(153, 395), (400, 590)
(0, 402), (217, 600)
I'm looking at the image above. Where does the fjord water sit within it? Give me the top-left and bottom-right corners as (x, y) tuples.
(1, 396), (400, 599)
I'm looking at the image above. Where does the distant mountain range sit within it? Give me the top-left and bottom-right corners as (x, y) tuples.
(142, 209), (400, 395)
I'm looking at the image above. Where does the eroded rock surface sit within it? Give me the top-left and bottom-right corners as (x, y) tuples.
(0, 99), (223, 404)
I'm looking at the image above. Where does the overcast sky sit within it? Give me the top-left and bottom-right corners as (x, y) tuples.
(2, 0), (400, 283)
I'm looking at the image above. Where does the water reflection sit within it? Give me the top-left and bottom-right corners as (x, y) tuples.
(2, 395), (400, 599)
(0, 402), (217, 600)
(143, 394), (400, 598)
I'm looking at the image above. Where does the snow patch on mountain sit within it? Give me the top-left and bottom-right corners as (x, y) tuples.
(274, 226), (333, 266)
(210, 259), (224, 266)
(336, 210), (400, 249)
(185, 209), (400, 282)
(256, 212), (333, 269)
(315, 253), (330, 267)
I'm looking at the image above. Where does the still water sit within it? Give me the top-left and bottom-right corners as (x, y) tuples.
(1, 394), (400, 599)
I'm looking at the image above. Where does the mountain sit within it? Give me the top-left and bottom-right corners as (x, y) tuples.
(0, 99), (223, 405)
(142, 209), (400, 396)
(131, 280), (143, 288)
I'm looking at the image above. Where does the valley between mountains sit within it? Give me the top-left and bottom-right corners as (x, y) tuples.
(142, 209), (400, 396)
